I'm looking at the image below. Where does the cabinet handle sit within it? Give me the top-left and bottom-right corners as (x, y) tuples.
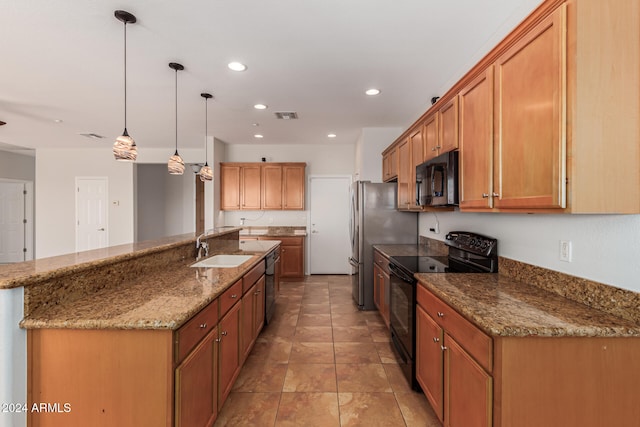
(215, 338), (221, 342)
(492, 192), (500, 197)
(255, 290), (261, 295)
(433, 337), (440, 343)
(482, 193), (489, 198)
(437, 312), (444, 318)
(435, 145), (441, 149)
(231, 294), (238, 299)
(431, 147), (437, 152)
(199, 323), (207, 329)
(441, 345), (448, 351)
(221, 331), (228, 336)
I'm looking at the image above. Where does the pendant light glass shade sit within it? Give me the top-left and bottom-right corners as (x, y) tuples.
(113, 10), (137, 161)
(168, 62), (185, 175)
(199, 92), (214, 181)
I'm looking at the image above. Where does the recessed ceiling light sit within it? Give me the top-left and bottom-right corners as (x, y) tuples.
(228, 62), (247, 72)
(327, 133), (337, 138)
(54, 119), (63, 123)
(254, 104), (268, 110)
(254, 134), (264, 139)
(365, 88), (381, 96)
(252, 123), (260, 127)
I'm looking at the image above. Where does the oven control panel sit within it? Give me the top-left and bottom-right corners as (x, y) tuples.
(445, 231), (497, 257)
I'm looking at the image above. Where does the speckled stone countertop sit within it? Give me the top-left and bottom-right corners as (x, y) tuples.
(19, 239), (279, 330)
(239, 226), (307, 237)
(0, 228), (243, 290)
(373, 241), (448, 258)
(416, 273), (640, 338)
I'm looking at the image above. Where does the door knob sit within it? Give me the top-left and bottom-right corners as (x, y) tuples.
(97, 228), (105, 231)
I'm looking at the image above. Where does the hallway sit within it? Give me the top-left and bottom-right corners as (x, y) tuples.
(214, 275), (441, 426)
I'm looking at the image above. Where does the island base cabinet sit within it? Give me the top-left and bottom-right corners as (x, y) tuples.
(175, 327), (218, 427)
(493, 337), (640, 427)
(27, 329), (173, 427)
(218, 303), (241, 409)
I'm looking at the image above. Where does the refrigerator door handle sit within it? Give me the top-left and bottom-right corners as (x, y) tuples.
(348, 257), (360, 268)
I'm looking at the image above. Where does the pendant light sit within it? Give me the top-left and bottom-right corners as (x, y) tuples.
(113, 10), (138, 161)
(199, 93), (213, 182)
(168, 62), (185, 175)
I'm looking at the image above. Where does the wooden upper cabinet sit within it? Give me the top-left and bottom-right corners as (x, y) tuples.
(396, 138), (411, 209)
(262, 165), (283, 209)
(220, 162), (306, 211)
(409, 127), (424, 210)
(240, 165), (262, 210)
(423, 112), (439, 162)
(382, 145), (398, 182)
(439, 96), (459, 154)
(493, 6), (566, 209)
(220, 164), (241, 210)
(282, 164), (305, 210)
(459, 67), (495, 210)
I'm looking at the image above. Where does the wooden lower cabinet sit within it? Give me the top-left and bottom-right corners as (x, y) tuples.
(175, 326), (218, 427)
(218, 302), (240, 409)
(373, 250), (390, 328)
(416, 283), (640, 427)
(259, 236), (304, 279)
(240, 275), (265, 363)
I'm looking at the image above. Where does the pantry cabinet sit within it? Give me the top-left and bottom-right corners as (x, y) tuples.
(220, 162), (306, 211)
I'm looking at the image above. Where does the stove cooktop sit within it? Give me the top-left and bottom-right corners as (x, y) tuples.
(389, 255), (450, 274)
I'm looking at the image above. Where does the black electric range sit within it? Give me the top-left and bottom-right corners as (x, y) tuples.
(388, 231), (498, 391)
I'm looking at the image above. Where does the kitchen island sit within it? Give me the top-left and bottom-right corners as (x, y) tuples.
(1, 228), (279, 427)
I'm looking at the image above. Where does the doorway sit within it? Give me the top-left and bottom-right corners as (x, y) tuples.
(0, 181), (33, 263)
(75, 177), (109, 252)
(308, 176), (351, 274)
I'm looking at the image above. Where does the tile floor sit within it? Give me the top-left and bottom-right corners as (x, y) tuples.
(214, 275), (442, 427)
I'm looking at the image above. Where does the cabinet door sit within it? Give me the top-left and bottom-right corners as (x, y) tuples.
(220, 165), (241, 210)
(373, 263), (382, 310)
(416, 305), (444, 422)
(175, 327), (218, 427)
(240, 286), (255, 363)
(423, 112), (439, 162)
(241, 165), (262, 210)
(218, 303), (240, 408)
(409, 127), (424, 210)
(459, 67), (494, 210)
(439, 96), (459, 154)
(280, 245), (303, 277)
(444, 334), (492, 427)
(253, 275), (265, 337)
(380, 268), (390, 328)
(388, 147), (398, 179)
(262, 165), (283, 209)
(397, 138), (411, 209)
(494, 6), (566, 209)
(282, 165), (305, 210)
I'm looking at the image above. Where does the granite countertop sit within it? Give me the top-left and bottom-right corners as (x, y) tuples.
(373, 243), (446, 257)
(239, 226), (307, 237)
(0, 228), (243, 290)
(19, 239), (279, 331)
(416, 273), (640, 338)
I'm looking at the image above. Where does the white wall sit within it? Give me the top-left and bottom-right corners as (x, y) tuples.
(222, 143), (355, 227)
(35, 148), (135, 258)
(354, 127), (402, 182)
(419, 211), (640, 293)
(0, 151), (35, 182)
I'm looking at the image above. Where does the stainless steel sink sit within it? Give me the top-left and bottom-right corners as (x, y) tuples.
(190, 254), (253, 268)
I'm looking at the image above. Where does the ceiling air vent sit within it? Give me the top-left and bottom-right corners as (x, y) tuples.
(274, 111), (298, 120)
(79, 133), (106, 140)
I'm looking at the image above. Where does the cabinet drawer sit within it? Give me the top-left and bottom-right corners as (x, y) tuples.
(374, 251), (390, 271)
(175, 301), (219, 363)
(220, 279), (243, 318)
(243, 260), (266, 294)
(417, 284), (492, 372)
(271, 236), (304, 246)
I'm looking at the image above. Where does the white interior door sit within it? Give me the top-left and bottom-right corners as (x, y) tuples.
(76, 177), (108, 252)
(0, 182), (25, 263)
(309, 176), (351, 274)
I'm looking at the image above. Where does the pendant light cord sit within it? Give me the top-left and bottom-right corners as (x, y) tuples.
(175, 68), (178, 154)
(123, 21), (128, 130)
(204, 97), (208, 164)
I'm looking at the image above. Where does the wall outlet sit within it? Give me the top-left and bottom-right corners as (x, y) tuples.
(559, 240), (572, 262)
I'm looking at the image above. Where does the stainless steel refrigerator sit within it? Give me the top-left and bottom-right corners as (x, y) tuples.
(348, 181), (418, 310)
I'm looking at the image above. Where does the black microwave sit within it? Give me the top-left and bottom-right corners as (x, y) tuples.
(416, 151), (459, 207)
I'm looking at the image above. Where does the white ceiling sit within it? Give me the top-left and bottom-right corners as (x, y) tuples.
(0, 0), (542, 155)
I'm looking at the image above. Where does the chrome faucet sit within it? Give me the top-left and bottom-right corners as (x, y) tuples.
(196, 230), (213, 260)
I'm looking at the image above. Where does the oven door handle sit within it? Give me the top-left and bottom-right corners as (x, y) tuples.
(389, 263), (415, 284)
